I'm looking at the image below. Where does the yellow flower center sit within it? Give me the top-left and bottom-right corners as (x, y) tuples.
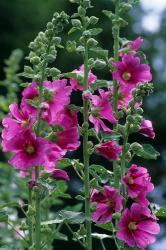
(107, 199), (114, 208)
(128, 221), (137, 231)
(26, 145), (35, 154)
(122, 72), (131, 81)
(126, 176), (134, 185)
(21, 120), (29, 128)
(33, 96), (39, 102)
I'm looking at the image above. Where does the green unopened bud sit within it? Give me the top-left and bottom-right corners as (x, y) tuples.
(41, 226), (52, 234)
(136, 108), (143, 115)
(127, 115), (134, 123)
(112, 212), (121, 220)
(129, 124), (140, 133)
(30, 56), (40, 65)
(78, 6), (86, 16)
(46, 54), (56, 63)
(87, 38), (98, 47)
(131, 142), (143, 153)
(119, 3), (132, 13)
(29, 246), (35, 250)
(34, 74), (42, 82)
(47, 22), (54, 30)
(94, 59), (106, 69)
(88, 58), (95, 68)
(89, 16), (99, 25)
(45, 29), (54, 38)
(50, 68), (61, 77)
(71, 19), (82, 28)
(53, 37), (61, 45)
(117, 124), (126, 136)
(24, 66), (34, 74)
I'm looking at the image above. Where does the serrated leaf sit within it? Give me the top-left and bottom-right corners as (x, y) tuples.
(136, 144), (160, 160)
(156, 207), (166, 217)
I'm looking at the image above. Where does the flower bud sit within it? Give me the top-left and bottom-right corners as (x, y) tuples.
(94, 59), (106, 69)
(30, 56), (40, 65)
(50, 67), (61, 77)
(89, 16), (99, 25)
(78, 6), (86, 16)
(131, 142), (143, 153)
(71, 19), (82, 28)
(87, 38), (98, 47)
(46, 22), (54, 30)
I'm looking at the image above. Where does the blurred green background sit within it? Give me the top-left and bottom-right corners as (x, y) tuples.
(0, 0), (166, 249)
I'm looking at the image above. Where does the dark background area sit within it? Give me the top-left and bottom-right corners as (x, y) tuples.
(0, 0), (166, 249)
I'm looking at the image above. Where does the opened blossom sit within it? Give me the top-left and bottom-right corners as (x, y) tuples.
(117, 203), (160, 249)
(139, 119), (155, 139)
(21, 80), (72, 124)
(90, 185), (123, 224)
(70, 64), (97, 91)
(2, 130), (50, 169)
(122, 164), (154, 204)
(2, 103), (36, 141)
(89, 89), (117, 133)
(96, 140), (122, 161)
(50, 108), (80, 152)
(113, 54), (152, 91)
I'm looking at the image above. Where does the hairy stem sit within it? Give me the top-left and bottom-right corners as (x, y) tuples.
(28, 183), (33, 246)
(83, 40), (92, 250)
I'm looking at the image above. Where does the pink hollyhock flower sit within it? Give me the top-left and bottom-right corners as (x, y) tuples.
(129, 37), (143, 52)
(51, 169), (69, 181)
(89, 89), (117, 133)
(96, 140), (122, 161)
(70, 64), (97, 91)
(139, 120), (155, 139)
(117, 203), (160, 249)
(2, 130), (50, 169)
(113, 54), (152, 91)
(2, 103), (36, 141)
(90, 185), (123, 224)
(42, 80), (72, 124)
(51, 109), (80, 152)
(122, 164), (154, 203)
(21, 82), (39, 116)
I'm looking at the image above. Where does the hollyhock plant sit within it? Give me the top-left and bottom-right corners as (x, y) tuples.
(96, 140), (122, 161)
(122, 164), (154, 202)
(89, 89), (117, 133)
(2, 103), (36, 141)
(51, 169), (69, 181)
(70, 64), (97, 91)
(113, 54), (152, 91)
(91, 185), (123, 224)
(117, 203), (160, 249)
(139, 119), (155, 139)
(2, 130), (51, 169)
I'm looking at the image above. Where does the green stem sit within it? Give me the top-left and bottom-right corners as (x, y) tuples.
(112, 0), (120, 190)
(100, 240), (106, 250)
(34, 38), (52, 250)
(83, 40), (92, 250)
(28, 184), (33, 246)
(65, 223), (85, 248)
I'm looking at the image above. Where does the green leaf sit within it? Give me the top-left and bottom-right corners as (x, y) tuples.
(90, 80), (113, 91)
(54, 232), (68, 241)
(68, 27), (78, 35)
(0, 211), (8, 222)
(136, 144), (160, 160)
(90, 164), (113, 184)
(92, 233), (112, 240)
(156, 207), (166, 217)
(57, 158), (71, 169)
(96, 222), (113, 232)
(102, 10), (114, 20)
